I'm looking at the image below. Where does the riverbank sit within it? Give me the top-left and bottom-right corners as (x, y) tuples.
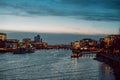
(96, 53), (120, 80)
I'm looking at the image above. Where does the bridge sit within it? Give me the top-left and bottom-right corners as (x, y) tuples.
(44, 45), (98, 51)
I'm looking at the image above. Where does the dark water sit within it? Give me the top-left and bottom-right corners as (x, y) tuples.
(0, 32), (115, 80)
(0, 50), (115, 80)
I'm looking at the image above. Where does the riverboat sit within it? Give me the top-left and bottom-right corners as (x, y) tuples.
(71, 53), (83, 58)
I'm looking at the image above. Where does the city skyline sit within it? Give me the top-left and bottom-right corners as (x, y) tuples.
(0, 0), (120, 34)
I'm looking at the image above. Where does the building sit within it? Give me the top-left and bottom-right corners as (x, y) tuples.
(22, 38), (35, 48)
(31, 41), (43, 49)
(0, 33), (7, 49)
(34, 35), (42, 42)
(0, 33), (7, 41)
(72, 41), (80, 49)
(5, 39), (19, 49)
(22, 38), (31, 44)
(0, 40), (5, 48)
(71, 38), (97, 50)
(42, 42), (48, 48)
(100, 35), (120, 54)
(99, 38), (105, 48)
(80, 38), (97, 47)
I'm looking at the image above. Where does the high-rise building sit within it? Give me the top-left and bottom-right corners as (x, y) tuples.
(34, 35), (41, 42)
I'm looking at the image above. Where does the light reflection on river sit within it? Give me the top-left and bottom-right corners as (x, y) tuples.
(0, 50), (115, 80)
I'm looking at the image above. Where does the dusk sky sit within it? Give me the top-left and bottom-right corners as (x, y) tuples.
(0, 0), (120, 34)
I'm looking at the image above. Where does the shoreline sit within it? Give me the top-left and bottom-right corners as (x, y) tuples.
(96, 53), (120, 80)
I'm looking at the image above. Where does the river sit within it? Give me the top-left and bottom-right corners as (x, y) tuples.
(0, 32), (115, 80)
(0, 50), (115, 80)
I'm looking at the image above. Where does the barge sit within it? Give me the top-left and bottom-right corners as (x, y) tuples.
(13, 47), (35, 54)
(71, 49), (83, 58)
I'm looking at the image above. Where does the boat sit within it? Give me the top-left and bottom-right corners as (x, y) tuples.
(71, 53), (83, 58)
(25, 48), (35, 53)
(13, 47), (35, 54)
(13, 47), (26, 54)
(13, 44), (35, 54)
(71, 49), (83, 58)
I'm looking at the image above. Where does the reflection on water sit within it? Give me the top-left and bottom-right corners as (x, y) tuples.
(82, 54), (96, 58)
(99, 63), (114, 80)
(71, 58), (78, 64)
(0, 50), (115, 80)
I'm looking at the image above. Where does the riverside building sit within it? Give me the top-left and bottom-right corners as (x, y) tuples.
(0, 33), (7, 41)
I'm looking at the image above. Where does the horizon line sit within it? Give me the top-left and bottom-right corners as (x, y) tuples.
(0, 29), (113, 35)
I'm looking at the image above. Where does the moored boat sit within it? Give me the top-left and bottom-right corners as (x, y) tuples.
(71, 53), (83, 58)
(13, 47), (35, 54)
(71, 49), (83, 58)
(13, 43), (35, 54)
(25, 48), (35, 53)
(13, 47), (26, 54)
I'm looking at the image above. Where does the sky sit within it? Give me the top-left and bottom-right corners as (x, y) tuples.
(0, 0), (120, 34)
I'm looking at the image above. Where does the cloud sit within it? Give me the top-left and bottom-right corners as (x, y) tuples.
(0, 0), (120, 21)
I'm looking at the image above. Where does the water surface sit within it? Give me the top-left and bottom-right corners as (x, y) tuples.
(0, 50), (115, 80)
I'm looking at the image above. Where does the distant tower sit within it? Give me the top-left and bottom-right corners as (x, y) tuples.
(34, 35), (41, 42)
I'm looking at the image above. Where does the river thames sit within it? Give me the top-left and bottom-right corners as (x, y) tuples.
(0, 32), (115, 80)
(0, 49), (115, 80)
